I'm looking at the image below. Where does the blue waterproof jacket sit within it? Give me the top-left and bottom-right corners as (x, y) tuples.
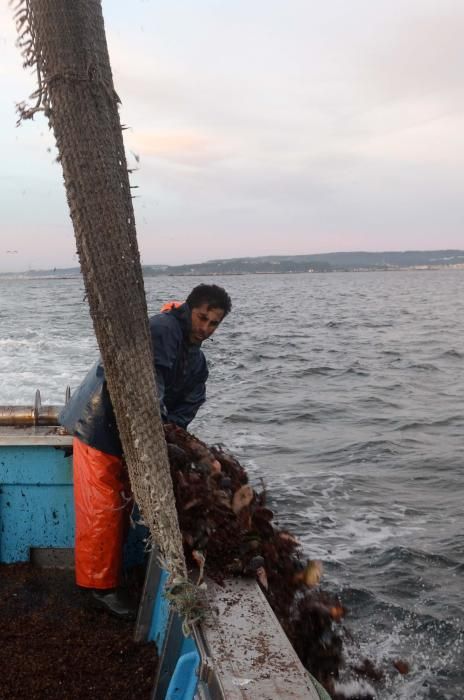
(59, 303), (208, 456)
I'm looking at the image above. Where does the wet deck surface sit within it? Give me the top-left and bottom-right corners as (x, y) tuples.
(202, 577), (322, 700)
(0, 563), (157, 699)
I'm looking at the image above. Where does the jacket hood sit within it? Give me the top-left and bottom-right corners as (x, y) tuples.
(168, 302), (192, 342)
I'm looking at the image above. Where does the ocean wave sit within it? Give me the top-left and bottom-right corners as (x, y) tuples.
(394, 415), (464, 431)
(361, 321), (394, 328)
(408, 362), (439, 371)
(2, 271), (464, 698)
(373, 545), (462, 571)
(439, 348), (463, 359)
(343, 366), (370, 376)
(291, 365), (338, 376)
(340, 594), (464, 700)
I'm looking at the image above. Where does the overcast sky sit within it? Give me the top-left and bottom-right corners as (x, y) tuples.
(1, 0), (463, 272)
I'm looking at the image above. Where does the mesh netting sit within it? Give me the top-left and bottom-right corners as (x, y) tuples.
(14, 0), (196, 621)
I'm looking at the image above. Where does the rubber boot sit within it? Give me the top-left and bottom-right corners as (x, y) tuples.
(91, 588), (137, 620)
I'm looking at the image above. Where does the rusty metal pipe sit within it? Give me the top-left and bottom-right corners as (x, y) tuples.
(0, 405), (62, 426)
(0, 389), (69, 426)
(0, 406), (38, 426)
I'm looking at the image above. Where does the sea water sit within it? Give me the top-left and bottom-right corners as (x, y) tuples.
(1, 270), (463, 699)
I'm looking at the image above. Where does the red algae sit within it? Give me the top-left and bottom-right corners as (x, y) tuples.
(165, 424), (404, 698)
(165, 424), (350, 695)
(0, 564), (157, 700)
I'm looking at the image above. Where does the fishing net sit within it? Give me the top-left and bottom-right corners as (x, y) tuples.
(13, 0), (196, 622)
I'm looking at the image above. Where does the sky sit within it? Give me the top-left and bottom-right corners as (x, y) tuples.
(1, 0), (463, 272)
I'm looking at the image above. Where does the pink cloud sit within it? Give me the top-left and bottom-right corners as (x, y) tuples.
(125, 129), (229, 166)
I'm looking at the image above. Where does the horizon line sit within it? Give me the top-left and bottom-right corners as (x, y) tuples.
(2, 247), (464, 275)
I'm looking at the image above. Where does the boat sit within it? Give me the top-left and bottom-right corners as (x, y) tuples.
(0, 391), (330, 699)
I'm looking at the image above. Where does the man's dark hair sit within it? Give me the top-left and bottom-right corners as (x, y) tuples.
(186, 284), (232, 316)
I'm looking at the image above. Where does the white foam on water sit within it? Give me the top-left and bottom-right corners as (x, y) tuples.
(332, 679), (376, 698)
(344, 611), (464, 700)
(295, 485), (421, 562)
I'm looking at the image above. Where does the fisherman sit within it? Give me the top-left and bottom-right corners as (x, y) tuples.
(60, 283), (232, 618)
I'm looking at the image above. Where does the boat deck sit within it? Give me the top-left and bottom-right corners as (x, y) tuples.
(0, 425), (72, 446)
(200, 577), (322, 699)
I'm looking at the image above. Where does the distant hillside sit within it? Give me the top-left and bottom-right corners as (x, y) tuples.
(143, 250), (464, 276)
(3, 250), (464, 278)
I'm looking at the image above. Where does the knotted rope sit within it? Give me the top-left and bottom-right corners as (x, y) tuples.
(13, 0), (200, 628)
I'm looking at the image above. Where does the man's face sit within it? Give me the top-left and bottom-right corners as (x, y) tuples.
(190, 303), (225, 345)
